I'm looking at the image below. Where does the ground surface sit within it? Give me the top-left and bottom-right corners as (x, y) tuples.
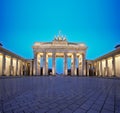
(0, 76), (120, 113)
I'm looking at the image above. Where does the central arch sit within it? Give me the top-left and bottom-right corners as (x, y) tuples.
(56, 53), (64, 75)
(56, 57), (64, 75)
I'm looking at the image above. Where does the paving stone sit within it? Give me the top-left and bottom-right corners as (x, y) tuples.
(81, 103), (92, 110)
(3, 107), (13, 112)
(48, 103), (58, 109)
(46, 108), (61, 113)
(91, 104), (102, 111)
(59, 108), (73, 113)
(34, 108), (48, 113)
(37, 103), (47, 108)
(103, 104), (114, 112)
(67, 104), (79, 111)
(0, 76), (120, 113)
(13, 109), (24, 113)
(13, 106), (29, 113)
(4, 110), (13, 113)
(101, 109), (114, 113)
(73, 108), (86, 113)
(3, 103), (11, 110)
(116, 109), (120, 113)
(87, 109), (99, 113)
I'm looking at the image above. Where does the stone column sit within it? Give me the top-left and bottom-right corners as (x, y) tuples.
(71, 54), (73, 75)
(46, 54), (48, 75)
(100, 60), (102, 76)
(24, 63), (27, 75)
(96, 62), (99, 76)
(64, 53), (68, 75)
(71, 53), (77, 75)
(112, 56), (116, 77)
(86, 61), (89, 76)
(81, 54), (84, 75)
(37, 55), (41, 75)
(94, 62), (96, 76)
(34, 53), (37, 75)
(83, 54), (86, 76)
(73, 53), (77, 75)
(43, 52), (46, 75)
(85, 60), (88, 76)
(22, 62), (24, 75)
(10, 57), (13, 75)
(20, 61), (23, 76)
(20, 60), (23, 76)
(52, 53), (56, 75)
(98, 61), (100, 76)
(30, 61), (33, 76)
(18, 60), (21, 75)
(2, 54), (6, 75)
(17, 60), (20, 75)
(105, 59), (108, 77)
(78, 54), (82, 76)
(16, 59), (18, 76)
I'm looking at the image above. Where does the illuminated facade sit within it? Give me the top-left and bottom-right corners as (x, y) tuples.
(32, 36), (87, 75)
(93, 46), (120, 77)
(0, 46), (33, 76)
(0, 34), (120, 77)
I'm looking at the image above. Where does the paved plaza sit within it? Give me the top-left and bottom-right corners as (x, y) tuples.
(0, 76), (120, 113)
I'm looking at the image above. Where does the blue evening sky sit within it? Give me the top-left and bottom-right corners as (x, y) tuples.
(0, 0), (120, 73)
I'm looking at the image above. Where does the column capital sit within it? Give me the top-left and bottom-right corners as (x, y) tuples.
(52, 52), (56, 56)
(64, 53), (67, 57)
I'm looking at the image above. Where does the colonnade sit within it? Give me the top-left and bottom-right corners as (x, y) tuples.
(95, 54), (120, 77)
(0, 52), (31, 76)
(34, 52), (85, 76)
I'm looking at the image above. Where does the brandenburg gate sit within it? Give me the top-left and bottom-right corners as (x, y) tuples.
(33, 35), (87, 76)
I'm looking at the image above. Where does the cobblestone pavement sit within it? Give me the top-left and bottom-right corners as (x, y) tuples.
(0, 76), (120, 113)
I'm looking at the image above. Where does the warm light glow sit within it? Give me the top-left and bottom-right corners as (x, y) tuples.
(13, 58), (17, 76)
(0, 54), (3, 75)
(102, 59), (106, 76)
(56, 53), (64, 57)
(98, 61), (101, 75)
(5, 56), (11, 76)
(46, 54), (48, 62)
(107, 58), (112, 76)
(71, 55), (73, 62)
(115, 55), (120, 77)
(115, 54), (120, 57)
(38, 53), (43, 56)
(48, 53), (52, 57)
(67, 53), (72, 57)
(107, 57), (112, 60)
(79, 44), (86, 47)
(17, 60), (21, 75)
